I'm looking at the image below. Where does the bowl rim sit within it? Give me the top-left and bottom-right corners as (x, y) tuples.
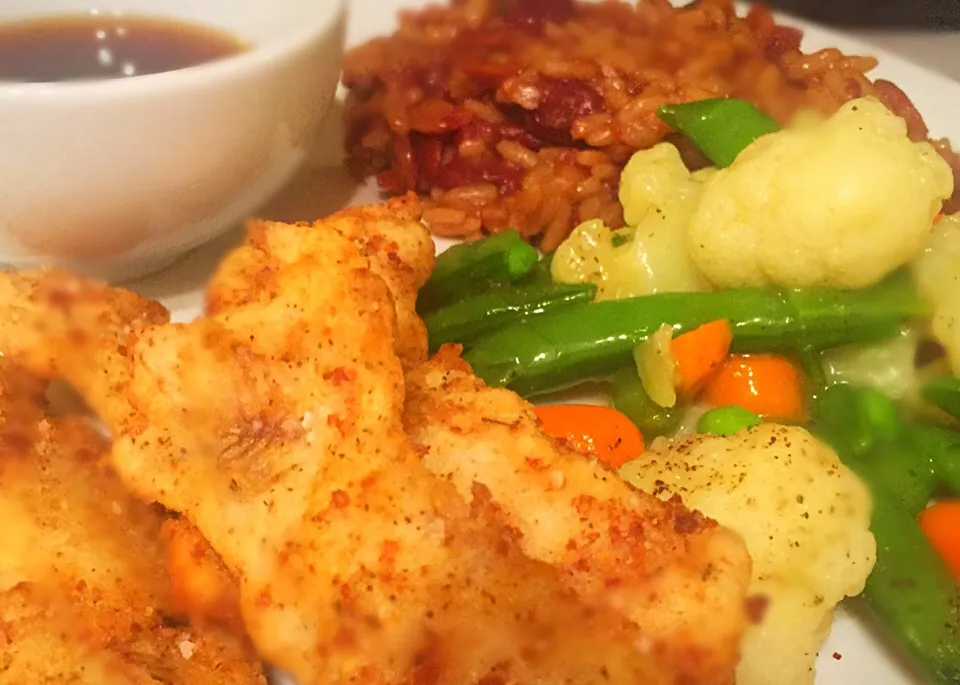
(0, 0), (347, 98)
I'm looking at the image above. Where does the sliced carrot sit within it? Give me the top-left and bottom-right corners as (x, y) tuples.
(700, 353), (805, 422)
(935, 212), (944, 224)
(919, 500), (960, 579)
(670, 319), (733, 397)
(534, 404), (644, 469)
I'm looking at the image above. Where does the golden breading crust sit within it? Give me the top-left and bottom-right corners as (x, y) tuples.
(162, 517), (246, 637)
(206, 193), (434, 369)
(157, 196), (434, 645)
(404, 345), (754, 685)
(0, 268), (169, 384)
(0, 360), (266, 685)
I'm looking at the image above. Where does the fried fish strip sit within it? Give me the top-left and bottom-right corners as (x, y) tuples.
(160, 197), (434, 639)
(0, 361), (266, 685)
(404, 346), (754, 685)
(162, 518), (246, 636)
(0, 268), (169, 388)
(0, 215), (674, 683)
(206, 193), (434, 369)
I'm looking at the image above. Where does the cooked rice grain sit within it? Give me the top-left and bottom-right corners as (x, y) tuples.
(343, 0), (960, 248)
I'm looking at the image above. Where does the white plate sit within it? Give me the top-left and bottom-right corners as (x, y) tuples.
(129, 3), (948, 683)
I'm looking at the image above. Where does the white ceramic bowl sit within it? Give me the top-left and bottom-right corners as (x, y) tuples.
(0, 0), (346, 281)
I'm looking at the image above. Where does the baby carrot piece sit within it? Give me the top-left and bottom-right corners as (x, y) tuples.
(670, 319), (733, 397)
(700, 353), (805, 422)
(919, 500), (960, 579)
(534, 404), (645, 469)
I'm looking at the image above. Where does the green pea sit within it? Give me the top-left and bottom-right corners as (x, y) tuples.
(697, 405), (762, 436)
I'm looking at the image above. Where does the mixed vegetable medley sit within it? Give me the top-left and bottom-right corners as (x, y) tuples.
(416, 95), (960, 684)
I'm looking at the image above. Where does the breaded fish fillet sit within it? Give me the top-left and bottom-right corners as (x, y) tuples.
(160, 198), (434, 641)
(0, 268), (170, 390)
(0, 212), (676, 683)
(404, 346), (754, 685)
(162, 517), (246, 637)
(206, 193), (434, 369)
(0, 361), (266, 685)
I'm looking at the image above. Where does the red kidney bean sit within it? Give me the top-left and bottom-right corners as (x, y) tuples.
(392, 63), (449, 98)
(412, 134), (444, 186)
(765, 25), (803, 59)
(744, 5), (803, 60)
(454, 118), (545, 151)
(507, 77), (605, 146)
(392, 134), (418, 192)
(411, 131), (523, 196)
(498, 121), (547, 150)
(434, 156), (524, 196)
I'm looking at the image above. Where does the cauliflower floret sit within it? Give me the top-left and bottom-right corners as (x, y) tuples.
(822, 327), (921, 403)
(620, 424), (876, 685)
(688, 97), (953, 289)
(619, 142), (715, 226)
(913, 213), (960, 375)
(552, 144), (712, 299)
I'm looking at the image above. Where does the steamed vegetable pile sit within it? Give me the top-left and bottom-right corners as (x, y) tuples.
(416, 95), (960, 684)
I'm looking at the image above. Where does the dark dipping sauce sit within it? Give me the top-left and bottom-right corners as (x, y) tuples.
(0, 13), (247, 82)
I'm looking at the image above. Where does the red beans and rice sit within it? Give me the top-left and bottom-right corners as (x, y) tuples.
(343, 0), (960, 251)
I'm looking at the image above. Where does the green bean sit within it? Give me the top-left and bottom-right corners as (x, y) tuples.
(464, 271), (927, 397)
(657, 98), (780, 168)
(417, 230), (539, 313)
(853, 503), (960, 685)
(901, 423), (960, 496)
(425, 283), (596, 352)
(609, 366), (681, 437)
(814, 384), (960, 684)
(516, 254), (555, 287)
(921, 377), (960, 420)
(796, 347), (828, 398)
